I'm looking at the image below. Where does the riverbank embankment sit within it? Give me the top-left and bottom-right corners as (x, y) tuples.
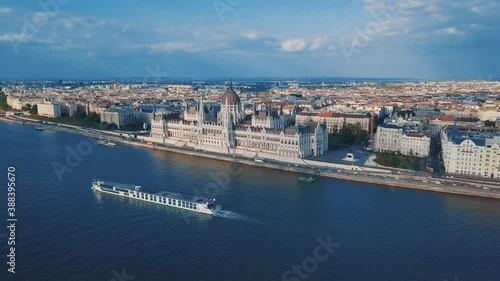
(2, 116), (499, 199)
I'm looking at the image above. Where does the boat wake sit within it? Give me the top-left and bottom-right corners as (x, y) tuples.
(215, 210), (263, 224)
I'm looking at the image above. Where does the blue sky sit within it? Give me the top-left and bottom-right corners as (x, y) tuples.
(0, 0), (499, 80)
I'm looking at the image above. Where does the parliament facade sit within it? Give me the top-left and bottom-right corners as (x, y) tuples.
(148, 84), (328, 160)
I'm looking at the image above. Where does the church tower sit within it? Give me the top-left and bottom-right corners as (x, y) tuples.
(221, 103), (236, 153)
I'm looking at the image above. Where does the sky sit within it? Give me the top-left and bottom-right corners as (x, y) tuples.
(0, 0), (499, 80)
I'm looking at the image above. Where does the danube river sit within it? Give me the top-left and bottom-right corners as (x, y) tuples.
(1, 121), (500, 281)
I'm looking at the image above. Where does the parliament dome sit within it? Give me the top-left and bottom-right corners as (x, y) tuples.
(221, 82), (240, 105)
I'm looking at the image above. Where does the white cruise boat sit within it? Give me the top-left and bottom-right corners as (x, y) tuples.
(91, 180), (221, 215)
(97, 140), (117, 147)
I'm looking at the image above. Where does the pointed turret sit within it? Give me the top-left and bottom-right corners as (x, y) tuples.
(198, 96), (204, 123)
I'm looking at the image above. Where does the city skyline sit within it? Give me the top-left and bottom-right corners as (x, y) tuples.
(1, 0), (500, 80)
(2, 2), (500, 281)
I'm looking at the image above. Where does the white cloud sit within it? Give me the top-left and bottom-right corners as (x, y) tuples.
(0, 33), (29, 42)
(425, 5), (439, 13)
(398, 0), (425, 10)
(151, 42), (193, 52)
(470, 6), (481, 14)
(63, 21), (74, 29)
(309, 38), (324, 51)
(243, 32), (259, 40)
(121, 24), (131, 33)
(435, 27), (464, 36)
(468, 23), (485, 30)
(0, 7), (13, 14)
(431, 13), (451, 22)
(125, 42), (201, 53)
(280, 39), (306, 52)
(0, 33), (55, 45)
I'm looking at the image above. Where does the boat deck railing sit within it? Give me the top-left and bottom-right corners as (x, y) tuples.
(94, 180), (214, 204)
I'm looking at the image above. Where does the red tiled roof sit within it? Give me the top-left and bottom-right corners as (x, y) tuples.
(318, 112), (334, 117)
(406, 133), (424, 138)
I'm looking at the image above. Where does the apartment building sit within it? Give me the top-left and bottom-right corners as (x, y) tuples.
(296, 112), (370, 133)
(100, 109), (141, 129)
(374, 123), (431, 158)
(37, 102), (62, 118)
(441, 126), (500, 179)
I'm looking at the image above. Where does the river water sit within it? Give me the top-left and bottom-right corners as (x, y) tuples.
(1, 121), (499, 281)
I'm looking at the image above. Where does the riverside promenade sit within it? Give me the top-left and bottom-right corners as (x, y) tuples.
(3, 115), (500, 200)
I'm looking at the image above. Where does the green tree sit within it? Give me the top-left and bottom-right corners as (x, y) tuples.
(29, 104), (38, 114)
(337, 123), (368, 145)
(484, 120), (496, 127)
(0, 91), (11, 110)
